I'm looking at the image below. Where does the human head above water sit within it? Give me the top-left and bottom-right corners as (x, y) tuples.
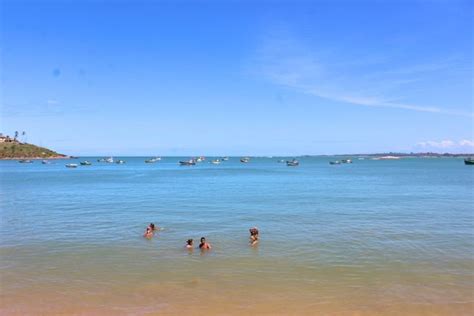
(149, 223), (155, 230)
(187, 239), (193, 245)
(200, 237), (206, 243)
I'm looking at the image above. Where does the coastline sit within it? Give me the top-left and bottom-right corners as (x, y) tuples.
(0, 156), (69, 160)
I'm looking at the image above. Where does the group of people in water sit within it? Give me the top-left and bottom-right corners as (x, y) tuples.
(143, 223), (259, 248)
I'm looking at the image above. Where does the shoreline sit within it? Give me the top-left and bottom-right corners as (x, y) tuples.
(0, 156), (70, 160)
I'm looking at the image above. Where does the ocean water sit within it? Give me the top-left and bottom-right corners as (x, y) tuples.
(0, 157), (473, 315)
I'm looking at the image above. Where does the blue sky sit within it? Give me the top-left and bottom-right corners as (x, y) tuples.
(1, 0), (473, 155)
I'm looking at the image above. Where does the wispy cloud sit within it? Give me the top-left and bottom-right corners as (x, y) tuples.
(255, 36), (473, 117)
(417, 139), (474, 149)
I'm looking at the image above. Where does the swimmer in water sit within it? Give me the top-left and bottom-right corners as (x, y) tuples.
(249, 227), (259, 246)
(185, 239), (194, 249)
(199, 237), (211, 250)
(143, 226), (154, 238)
(148, 223), (157, 231)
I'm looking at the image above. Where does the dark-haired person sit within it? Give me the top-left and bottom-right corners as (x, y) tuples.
(185, 239), (194, 249)
(199, 237), (211, 250)
(249, 227), (259, 246)
(143, 226), (154, 239)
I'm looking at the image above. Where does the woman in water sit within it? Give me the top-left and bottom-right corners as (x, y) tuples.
(143, 226), (154, 239)
(249, 227), (259, 246)
(185, 239), (194, 249)
(199, 237), (211, 250)
(148, 223), (157, 231)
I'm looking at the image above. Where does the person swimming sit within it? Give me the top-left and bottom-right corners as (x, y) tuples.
(199, 237), (211, 250)
(148, 223), (157, 231)
(249, 227), (259, 246)
(143, 226), (154, 238)
(185, 239), (194, 249)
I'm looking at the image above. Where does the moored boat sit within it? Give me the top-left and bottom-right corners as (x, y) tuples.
(277, 159), (285, 163)
(65, 163), (78, 168)
(221, 157), (229, 161)
(464, 158), (474, 165)
(179, 159), (196, 166)
(105, 157), (114, 163)
(80, 161), (92, 166)
(19, 159), (33, 163)
(240, 157), (250, 163)
(41, 160), (51, 164)
(329, 161), (340, 165)
(341, 159), (352, 163)
(116, 160), (125, 164)
(210, 159), (221, 165)
(286, 159), (299, 166)
(145, 157), (160, 163)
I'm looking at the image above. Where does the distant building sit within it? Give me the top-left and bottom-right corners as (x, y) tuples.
(0, 135), (16, 143)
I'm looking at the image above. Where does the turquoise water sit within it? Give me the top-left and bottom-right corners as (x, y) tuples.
(1, 157), (473, 314)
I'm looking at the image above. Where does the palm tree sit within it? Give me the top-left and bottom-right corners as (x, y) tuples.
(14, 131), (19, 141)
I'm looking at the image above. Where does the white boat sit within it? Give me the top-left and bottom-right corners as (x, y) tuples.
(240, 157), (250, 163)
(42, 160), (51, 164)
(210, 159), (221, 165)
(145, 157), (160, 163)
(116, 160), (125, 164)
(105, 157), (114, 163)
(341, 159), (352, 163)
(65, 163), (78, 168)
(80, 161), (92, 166)
(221, 157), (229, 161)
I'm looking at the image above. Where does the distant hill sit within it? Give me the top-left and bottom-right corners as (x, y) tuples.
(0, 142), (67, 159)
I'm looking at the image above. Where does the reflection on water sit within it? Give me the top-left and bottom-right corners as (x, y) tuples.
(0, 157), (473, 314)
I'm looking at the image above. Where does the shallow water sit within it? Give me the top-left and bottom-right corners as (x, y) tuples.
(1, 157), (473, 315)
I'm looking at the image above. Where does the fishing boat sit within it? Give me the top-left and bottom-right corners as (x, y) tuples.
(145, 157), (160, 163)
(286, 159), (299, 166)
(341, 159), (352, 163)
(41, 160), (51, 164)
(19, 159), (33, 163)
(240, 157), (250, 163)
(105, 157), (114, 163)
(221, 157), (229, 161)
(65, 163), (78, 168)
(116, 160), (125, 164)
(329, 161), (341, 165)
(464, 158), (474, 165)
(97, 158), (106, 162)
(179, 159), (196, 166)
(210, 159), (221, 165)
(80, 161), (92, 166)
